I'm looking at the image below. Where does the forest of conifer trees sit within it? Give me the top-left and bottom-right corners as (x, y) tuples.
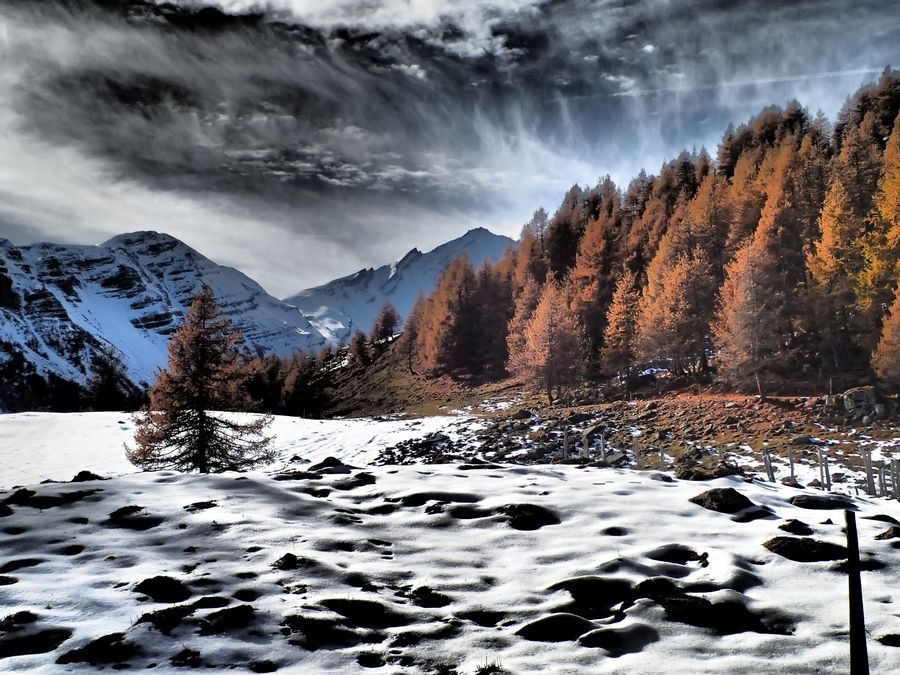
(404, 69), (900, 400)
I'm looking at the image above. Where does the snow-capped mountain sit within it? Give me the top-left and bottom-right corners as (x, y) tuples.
(284, 227), (515, 340)
(0, 231), (327, 388)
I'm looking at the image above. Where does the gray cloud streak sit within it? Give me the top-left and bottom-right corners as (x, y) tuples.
(0, 0), (897, 296)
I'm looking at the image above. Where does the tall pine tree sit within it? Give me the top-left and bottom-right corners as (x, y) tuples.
(128, 286), (274, 473)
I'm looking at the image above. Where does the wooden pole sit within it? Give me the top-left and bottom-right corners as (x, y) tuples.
(845, 510), (869, 675)
(762, 449), (775, 482)
(864, 450), (875, 496)
(891, 459), (900, 500)
(788, 448), (795, 480)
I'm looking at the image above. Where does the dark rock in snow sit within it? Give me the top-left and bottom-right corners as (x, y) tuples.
(645, 544), (705, 566)
(689, 487), (755, 514)
(499, 503), (561, 530)
(138, 604), (195, 635)
(332, 472), (377, 490)
(789, 494), (854, 510)
(875, 526), (900, 540)
(865, 514), (900, 525)
(56, 632), (140, 666)
(0, 628), (73, 659)
(779, 519), (814, 536)
(171, 648), (203, 667)
(272, 553), (334, 578)
(878, 634), (900, 647)
(763, 537), (847, 562)
(273, 470), (322, 481)
(106, 505), (163, 530)
(409, 586), (452, 608)
(447, 504), (494, 519)
(357, 652), (386, 668)
(578, 623), (660, 656)
(5, 488), (100, 510)
(733, 506), (777, 523)
(183, 500), (217, 512)
(0, 559), (42, 574)
(602, 526), (629, 536)
(649, 473), (674, 483)
(0, 610), (37, 631)
(549, 576), (634, 619)
(55, 544), (85, 556)
(250, 660), (278, 673)
(515, 613), (595, 642)
(281, 615), (374, 651)
(320, 598), (412, 629)
(198, 604), (256, 634)
(633, 578), (792, 635)
(71, 471), (106, 482)
(233, 588), (261, 602)
(455, 609), (506, 627)
(134, 576), (192, 603)
(400, 492), (481, 507)
(192, 596), (231, 609)
(0, 504), (13, 518)
(0, 577), (17, 586)
(309, 456), (354, 474)
(675, 463), (742, 481)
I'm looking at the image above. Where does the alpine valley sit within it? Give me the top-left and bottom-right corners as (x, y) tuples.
(0, 227), (513, 401)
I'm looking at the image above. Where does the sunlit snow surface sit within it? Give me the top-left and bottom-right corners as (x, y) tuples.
(0, 412), (899, 673)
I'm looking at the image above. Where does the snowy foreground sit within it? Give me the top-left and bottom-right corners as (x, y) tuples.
(1, 414), (900, 673)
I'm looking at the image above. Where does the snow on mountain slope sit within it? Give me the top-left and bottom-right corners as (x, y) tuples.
(0, 232), (327, 388)
(284, 227), (515, 340)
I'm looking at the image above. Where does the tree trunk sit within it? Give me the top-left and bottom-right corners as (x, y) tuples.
(755, 373), (767, 403)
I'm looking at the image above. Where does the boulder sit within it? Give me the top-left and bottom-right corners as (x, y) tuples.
(134, 576), (192, 604)
(842, 386), (877, 414)
(789, 494), (853, 510)
(689, 488), (755, 514)
(515, 613), (595, 642)
(763, 536), (847, 562)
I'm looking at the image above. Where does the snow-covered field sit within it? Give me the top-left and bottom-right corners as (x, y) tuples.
(0, 412), (471, 488)
(1, 413), (900, 673)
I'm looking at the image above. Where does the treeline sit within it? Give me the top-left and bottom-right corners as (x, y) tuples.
(0, 346), (144, 412)
(401, 69), (900, 399)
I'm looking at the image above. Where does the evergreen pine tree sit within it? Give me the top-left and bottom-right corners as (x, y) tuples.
(600, 269), (641, 382)
(872, 284), (900, 390)
(127, 286), (274, 474)
(858, 113), (900, 322)
(514, 282), (585, 402)
(349, 330), (371, 366)
(369, 302), (401, 348)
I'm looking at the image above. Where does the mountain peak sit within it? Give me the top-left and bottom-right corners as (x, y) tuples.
(285, 227), (515, 341)
(101, 231), (183, 249)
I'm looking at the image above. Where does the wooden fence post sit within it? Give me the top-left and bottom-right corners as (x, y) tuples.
(892, 459), (900, 501)
(863, 450), (876, 496)
(762, 449), (775, 482)
(845, 510), (869, 675)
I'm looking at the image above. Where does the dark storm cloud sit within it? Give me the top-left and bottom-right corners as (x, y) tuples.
(0, 0), (897, 295)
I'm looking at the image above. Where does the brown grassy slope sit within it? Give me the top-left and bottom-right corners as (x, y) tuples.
(322, 342), (518, 417)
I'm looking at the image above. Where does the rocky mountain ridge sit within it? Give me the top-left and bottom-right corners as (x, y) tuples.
(0, 231), (327, 390)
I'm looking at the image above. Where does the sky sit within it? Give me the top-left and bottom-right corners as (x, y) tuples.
(0, 0), (897, 297)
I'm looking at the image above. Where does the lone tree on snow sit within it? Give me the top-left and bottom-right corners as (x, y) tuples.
(127, 286), (274, 473)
